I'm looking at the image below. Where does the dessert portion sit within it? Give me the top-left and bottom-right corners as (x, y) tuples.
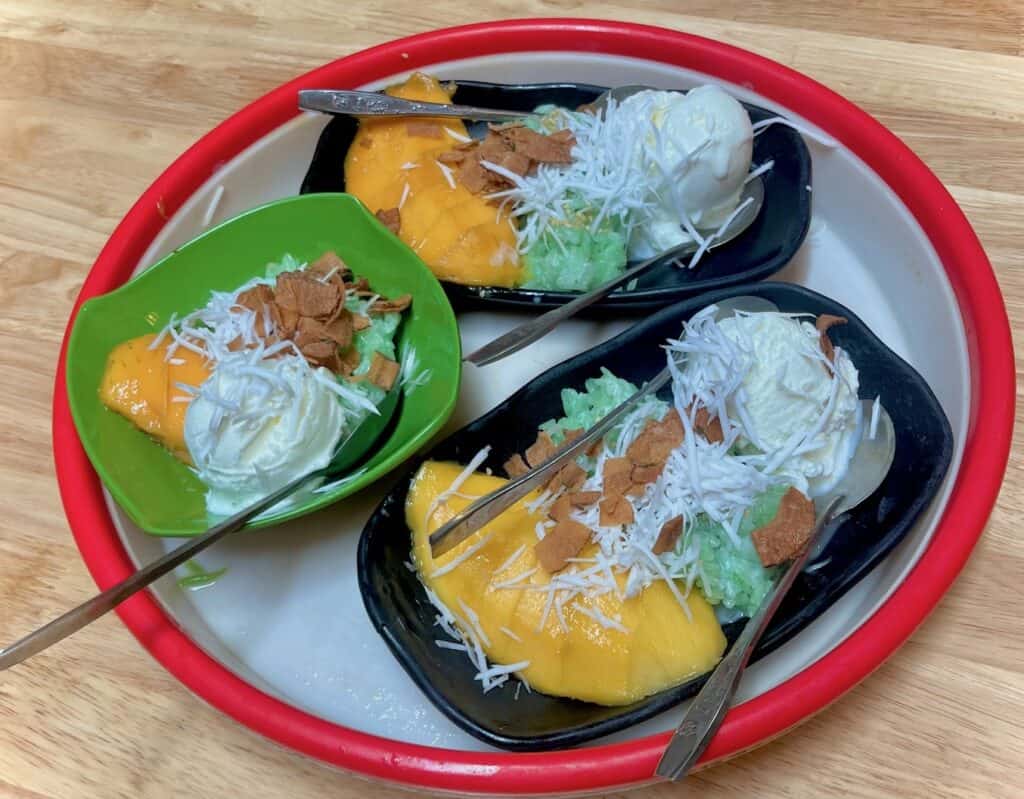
(345, 74), (758, 292)
(408, 306), (864, 705)
(100, 251), (411, 515)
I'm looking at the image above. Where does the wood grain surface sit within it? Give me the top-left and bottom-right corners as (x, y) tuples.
(1, 2), (1021, 797)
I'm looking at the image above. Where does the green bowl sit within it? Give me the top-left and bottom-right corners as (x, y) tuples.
(66, 193), (461, 536)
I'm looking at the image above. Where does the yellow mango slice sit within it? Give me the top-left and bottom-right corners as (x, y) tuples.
(345, 72), (522, 288)
(408, 460), (727, 706)
(99, 333), (210, 463)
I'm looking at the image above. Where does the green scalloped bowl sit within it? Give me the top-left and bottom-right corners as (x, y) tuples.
(66, 193), (461, 536)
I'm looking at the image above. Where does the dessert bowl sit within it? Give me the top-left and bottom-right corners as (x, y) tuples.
(65, 193), (461, 536)
(300, 79), (811, 312)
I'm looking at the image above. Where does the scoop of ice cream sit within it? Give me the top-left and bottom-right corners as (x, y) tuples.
(184, 356), (345, 516)
(622, 85), (754, 260)
(717, 313), (862, 496)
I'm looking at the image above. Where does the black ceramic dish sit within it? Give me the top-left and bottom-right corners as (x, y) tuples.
(301, 81), (812, 313)
(357, 282), (953, 751)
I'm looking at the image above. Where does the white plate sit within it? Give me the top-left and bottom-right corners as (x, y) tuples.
(105, 50), (967, 753)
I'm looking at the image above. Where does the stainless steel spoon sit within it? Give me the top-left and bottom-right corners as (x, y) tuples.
(463, 175), (765, 367)
(655, 398), (896, 780)
(298, 83), (659, 122)
(0, 383), (402, 671)
(298, 89), (533, 122)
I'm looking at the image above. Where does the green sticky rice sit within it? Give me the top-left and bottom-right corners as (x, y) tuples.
(521, 221), (628, 292)
(540, 368), (657, 450)
(681, 485), (787, 616)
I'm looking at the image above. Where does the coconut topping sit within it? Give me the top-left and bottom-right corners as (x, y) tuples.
(751, 487), (815, 566)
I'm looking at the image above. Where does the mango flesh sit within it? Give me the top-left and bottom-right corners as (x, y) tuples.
(99, 333), (210, 463)
(345, 72), (522, 288)
(408, 461), (727, 706)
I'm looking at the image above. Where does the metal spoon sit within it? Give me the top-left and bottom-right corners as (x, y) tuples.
(655, 398), (896, 780)
(298, 83), (659, 122)
(464, 175), (765, 367)
(299, 89), (532, 122)
(0, 383), (402, 671)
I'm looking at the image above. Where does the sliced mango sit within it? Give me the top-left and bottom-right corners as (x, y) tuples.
(408, 460), (727, 705)
(99, 333), (210, 463)
(345, 72), (522, 288)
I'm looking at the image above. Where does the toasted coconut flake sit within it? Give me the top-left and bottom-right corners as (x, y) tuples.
(599, 493), (635, 526)
(274, 271), (343, 319)
(548, 494), (573, 523)
(653, 515), (684, 555)
(337, 346), (361, 377)
(602, 457), (633, 497)
(535, 520), (592, 573)
(816, 314), (848, 369)
(375, 207), (401, 235)
(504, 453), (529, 478)
(626, 409), (685, 466)
(525, 431), (557, 468)
(546, 460), (586, 493)
(365, 352), (400, 390)
(751, 487), (816, 566)
(692, 406), (725, 444)
(308, 251), (350, 282)
(569, 490), (601, 508)
(352, 313), (371, 331)
(370, 293), (412, 314)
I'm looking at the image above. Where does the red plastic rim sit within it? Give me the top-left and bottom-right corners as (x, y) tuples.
(52, 19), (1014, 796)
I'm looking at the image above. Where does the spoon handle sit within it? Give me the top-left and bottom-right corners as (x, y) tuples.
(654, 495), (844, 780)
(299, 89), (529, 122)
(464, 244), (694, 367)
(0, 469), (319, 671)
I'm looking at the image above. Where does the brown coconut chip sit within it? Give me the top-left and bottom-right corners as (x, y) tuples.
(602, 457), (634, 497)
(569, 490), (601, 508)
(236, 284), (275, 314)
(816, 314), (848, 370)
(535, 519), (593, 573)
(504, 453), (529, 478)
(652, 515), (684, 555)
(270, 303), (300, 339)
(375, 207), (401, 235)
(337, 346), (362, 377)
(548, 494), (574, 523)
(599, 493), (635, 526)
(751, 487), (816, 567)
(364, 352), (400, 391)
(307, 251), (351, 283)
(352, 314), (371, 331)
(525, 431), (557, 468)
(626, 409), (685, 467)
(498, 126), (576, 164)
(370, 293), (413, 314)
(692, 406), (725, 444)
(274, 271), (343, 319)
(546, 460), (587, 494)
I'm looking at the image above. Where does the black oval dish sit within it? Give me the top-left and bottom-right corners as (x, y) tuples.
(357, 282), (953, 751)
(301, 81), (812, 313)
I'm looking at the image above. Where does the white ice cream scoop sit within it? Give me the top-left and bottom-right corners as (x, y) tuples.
(620, 85), (755, 260)
(716, 312), (862, 496)
(184, 357), (349, 516)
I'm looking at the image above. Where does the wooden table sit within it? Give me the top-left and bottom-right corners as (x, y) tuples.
(1, 3), (1020, 797)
